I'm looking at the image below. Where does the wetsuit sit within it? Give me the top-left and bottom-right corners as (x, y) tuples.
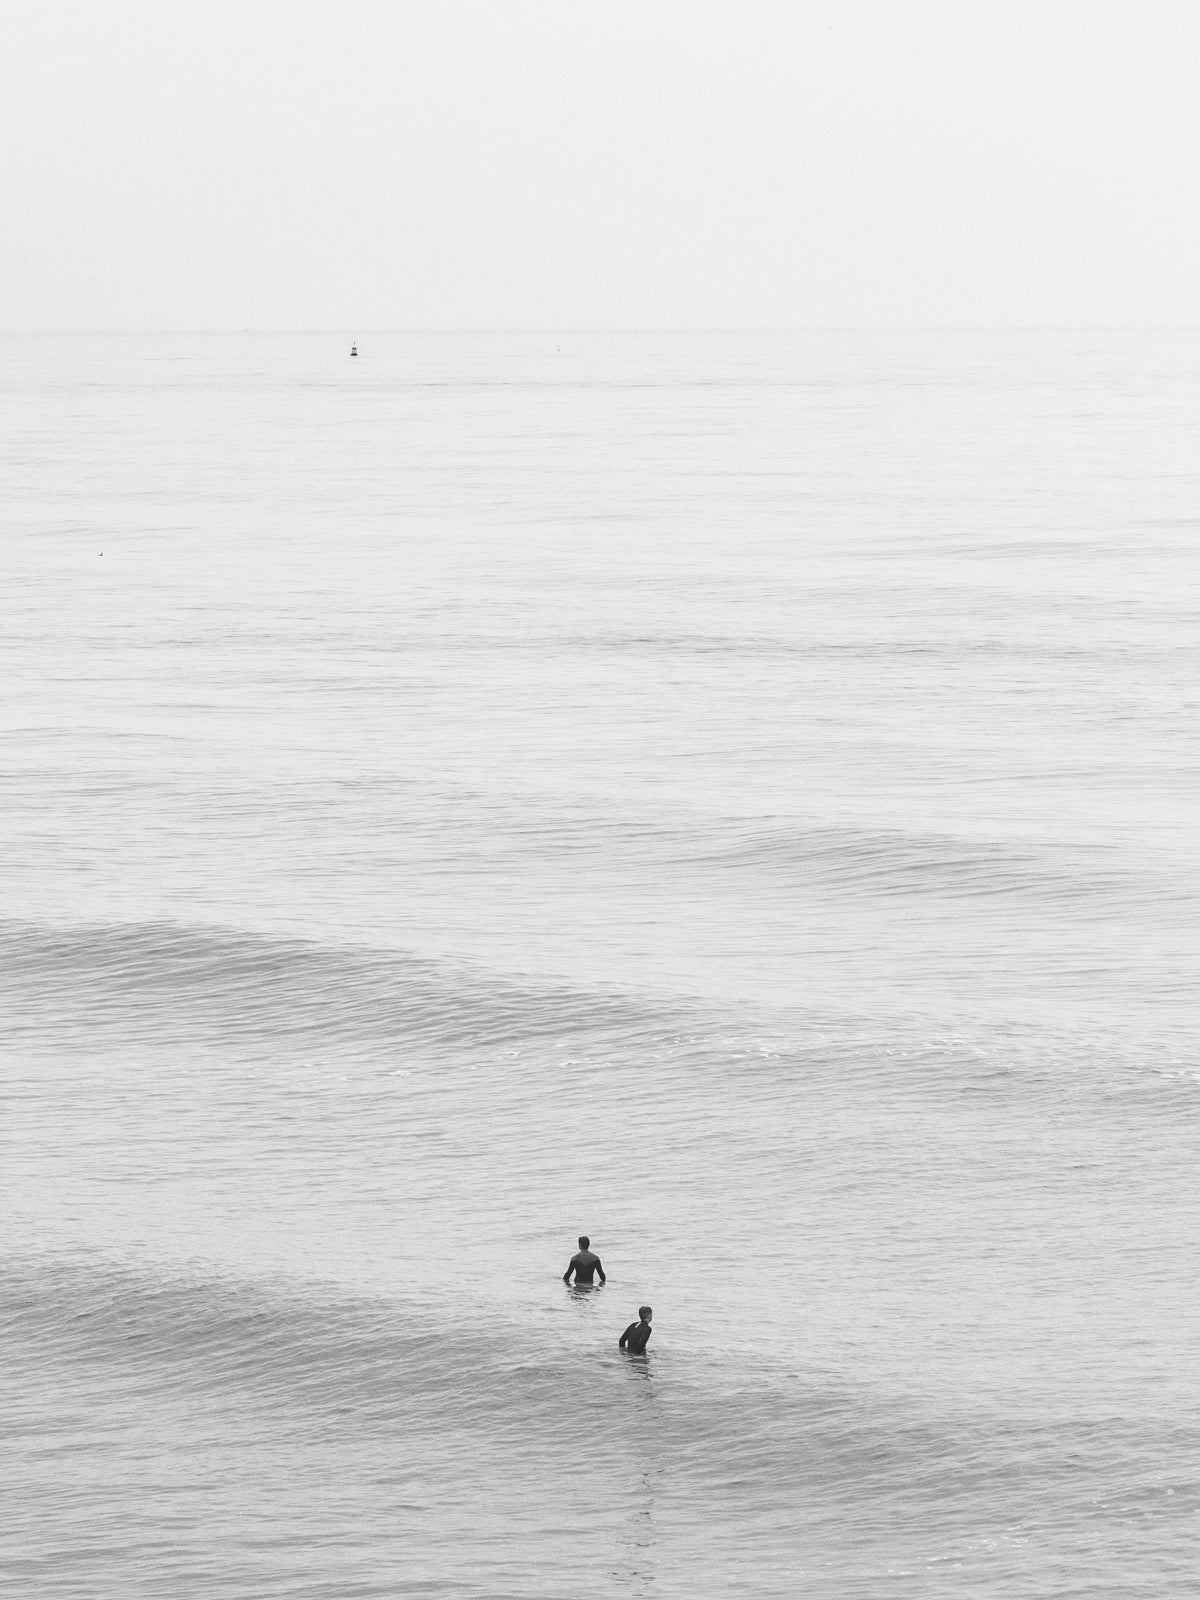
(619, 1319), (652, 1354)
(564, 1250), (605, 1285)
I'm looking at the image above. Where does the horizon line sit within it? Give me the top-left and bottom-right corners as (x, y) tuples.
(3, 323), (1200, 337)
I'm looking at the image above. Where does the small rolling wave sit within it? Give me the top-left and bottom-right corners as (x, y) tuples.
(6, 1250), (1191, 1540)
(664, 821), (1144, 910)
(1, 1255), (503, 1422)
(0, 917), (670, 1055)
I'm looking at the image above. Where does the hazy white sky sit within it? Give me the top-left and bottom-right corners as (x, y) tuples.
(3, 1), (1198, 329)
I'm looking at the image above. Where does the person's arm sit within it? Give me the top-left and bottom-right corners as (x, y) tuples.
(619, 1322), (633, 1349)
(596, 1257), (606, 1285)
(563, 1256), (576, 1284)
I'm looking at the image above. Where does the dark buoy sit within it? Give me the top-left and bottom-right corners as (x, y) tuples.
(350, 342), (358, 357)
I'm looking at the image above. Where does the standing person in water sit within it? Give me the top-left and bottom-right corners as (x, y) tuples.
(563, 1236), (606, 1287)
(619, 1306), (653, 1353)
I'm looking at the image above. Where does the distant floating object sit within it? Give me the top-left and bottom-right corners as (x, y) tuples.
(350, 342), (358, 357)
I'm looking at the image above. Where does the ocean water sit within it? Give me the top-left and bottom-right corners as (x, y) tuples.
(1, 329), (1198, 1598)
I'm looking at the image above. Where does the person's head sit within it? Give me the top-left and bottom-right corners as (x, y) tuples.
(578, 1236), (590, 1250)
(639, 1305), (652, 1322)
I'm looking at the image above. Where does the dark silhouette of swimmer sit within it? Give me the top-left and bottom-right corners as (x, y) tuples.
(619, 1306), (652, 1353)
(563, 1236), (606, 1286)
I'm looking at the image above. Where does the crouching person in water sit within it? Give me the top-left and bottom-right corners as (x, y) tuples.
(619, 1306), (653, 1354)
(563, 1236), (606, 1287)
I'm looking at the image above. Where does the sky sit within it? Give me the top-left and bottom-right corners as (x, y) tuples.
(3, 0), (1199, 329)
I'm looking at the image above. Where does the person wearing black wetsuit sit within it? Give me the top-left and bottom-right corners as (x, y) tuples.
(563, 1236), (606, 1286)
(619, 1306), (653, 1353)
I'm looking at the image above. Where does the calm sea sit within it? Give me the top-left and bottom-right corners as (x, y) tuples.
(2, 330), (1198, 1597)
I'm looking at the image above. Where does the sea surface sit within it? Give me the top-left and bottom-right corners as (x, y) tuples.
(1, 330), (1198, 1598)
